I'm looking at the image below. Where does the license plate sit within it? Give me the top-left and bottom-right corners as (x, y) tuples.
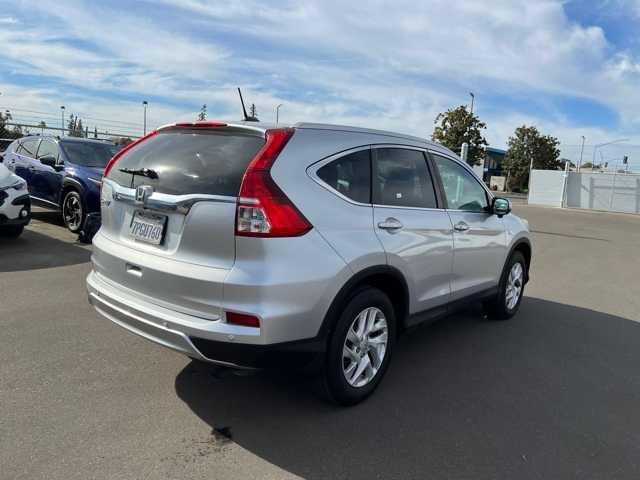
(129, 211), (166, 245)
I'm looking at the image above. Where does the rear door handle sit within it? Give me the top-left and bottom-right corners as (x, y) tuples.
(377, 218), (403, 231)
(454, 221), (470, 232)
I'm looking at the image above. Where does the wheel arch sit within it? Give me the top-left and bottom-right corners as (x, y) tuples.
(318, 265), (410, 341)
(59, 177), (85, 207)
(508, 237), (532, 283)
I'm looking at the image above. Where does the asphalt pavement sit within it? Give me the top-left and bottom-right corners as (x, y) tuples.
(2, 206), (640, 479)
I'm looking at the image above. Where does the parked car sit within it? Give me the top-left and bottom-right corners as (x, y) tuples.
(86, 121), (531, 405)
(3, 136), (118, 232)
(0, 161), (30, 237)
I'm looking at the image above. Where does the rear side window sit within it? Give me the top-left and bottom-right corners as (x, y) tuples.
(18, 138), (40, 158)
(317, 149), (371, 203)
(373, 148), (437, 208)
(107, 129), (265, 196)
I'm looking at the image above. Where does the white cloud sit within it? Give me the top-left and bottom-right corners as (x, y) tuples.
(2, 0), (640, 154)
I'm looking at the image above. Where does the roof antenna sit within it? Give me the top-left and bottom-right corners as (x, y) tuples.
(237, 87), (259, 122)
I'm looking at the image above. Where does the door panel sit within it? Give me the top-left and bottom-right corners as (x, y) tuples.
(430, 153), (507, 299)
(12, 138), (40, 192)
(372, 147), (453, 314)
(447, 211), (505, 298)
(34, 140), (63, 203)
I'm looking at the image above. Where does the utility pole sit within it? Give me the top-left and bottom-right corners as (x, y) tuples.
(142, 100), (148, 135)
(60, 106), (65, 136)
(578, 135), (585, 172)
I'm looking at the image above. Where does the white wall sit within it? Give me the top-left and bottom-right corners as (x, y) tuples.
(528, 170), (565, 207)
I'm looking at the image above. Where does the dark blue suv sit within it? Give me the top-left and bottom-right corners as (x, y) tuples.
(3, 136), (118, 232)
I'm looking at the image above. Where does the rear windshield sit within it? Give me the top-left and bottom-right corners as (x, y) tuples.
(106, 129), (265, 196)
(61, 141), (119, 168)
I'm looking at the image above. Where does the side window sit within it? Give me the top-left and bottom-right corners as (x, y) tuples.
(373, 147), (437, 208)
(19, 138), (40, 158)
(37, 140), (60, 161)
(432, 154), (488, 212)
(317, 149), (371, 204)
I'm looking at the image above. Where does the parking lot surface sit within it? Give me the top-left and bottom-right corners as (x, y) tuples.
(2, 206), (640, 479)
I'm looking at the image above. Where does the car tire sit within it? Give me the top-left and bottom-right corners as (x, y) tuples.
(324, 287), (396, 406)
(0, 225), (24, 238)
(62, 190), (85, 233)
(485, 251), (527, 320)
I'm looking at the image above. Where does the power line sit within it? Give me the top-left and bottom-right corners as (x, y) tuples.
(0, 106), (144, 128)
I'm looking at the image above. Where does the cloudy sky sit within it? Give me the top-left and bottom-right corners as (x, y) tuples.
(1, 0), (640, 162)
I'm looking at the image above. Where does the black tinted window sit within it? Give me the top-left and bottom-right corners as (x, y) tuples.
(107, 129), (265, 196)
(60, 141), (118, 168)
(373, 148), (437, 208)
(317, 149), (370, 203)
(37, 140), (60, 161)
(432, 154), (488, 211)
(19, 138), (40, 158)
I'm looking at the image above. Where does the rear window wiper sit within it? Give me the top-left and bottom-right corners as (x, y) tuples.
(119, 167), (158, 179)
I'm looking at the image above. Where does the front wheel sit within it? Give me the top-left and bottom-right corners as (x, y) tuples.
(324, 287), (396, 405)
(62, 190), (85, 233)
(485, 251), (527, 320)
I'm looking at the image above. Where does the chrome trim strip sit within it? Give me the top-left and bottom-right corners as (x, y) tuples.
(105, 179), (237, 214)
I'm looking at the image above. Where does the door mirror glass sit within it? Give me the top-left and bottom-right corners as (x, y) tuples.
(492, 197), (511, 217)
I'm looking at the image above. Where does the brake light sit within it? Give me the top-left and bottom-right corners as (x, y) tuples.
(226, 312), (260, 328)
(236, 128), (312, 237)
(173, 121), (227, 128)
(103, 130), (158, 178)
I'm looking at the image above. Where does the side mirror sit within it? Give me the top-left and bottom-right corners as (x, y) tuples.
(39, 155), (57, 168)
(492, 197), (511, 217)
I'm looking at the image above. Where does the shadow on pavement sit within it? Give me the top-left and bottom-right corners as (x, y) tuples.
(0, 228), (90, 272)
(175, 298), (640, 479)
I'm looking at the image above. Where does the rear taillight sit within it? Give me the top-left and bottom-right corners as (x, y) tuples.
(103, 130), (158, 178)
(236, 128), (312, 237)
(226, 311), (260, 328)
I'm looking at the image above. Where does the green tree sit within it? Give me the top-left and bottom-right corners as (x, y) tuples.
(67, 114), (84, 137)
(249, 103), (258, 119)
(197, 104), (207, 121)
(0, 111), (23, 139)
(503, 125), (562, 192)
(432, 105), (488, 166)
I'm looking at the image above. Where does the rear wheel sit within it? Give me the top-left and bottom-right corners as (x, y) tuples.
(62, 190), (85, 233)
(0, 225), (24, 238)
(485, 251), (526, 320)
(324, 287), (396, 405)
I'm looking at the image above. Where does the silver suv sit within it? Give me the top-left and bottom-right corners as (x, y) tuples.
(86, 121), (531, 405)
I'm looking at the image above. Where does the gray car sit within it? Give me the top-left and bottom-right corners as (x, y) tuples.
(86, 121), (531, 405)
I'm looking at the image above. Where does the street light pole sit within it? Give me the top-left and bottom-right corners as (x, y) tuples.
(578, 135), (585, 172)
(60, 106), (65, 136)
(275, 103), (283, 126)
(469, 92), (475, 115)
(591, 138), (628, 171)
(142, 100), (148, 135)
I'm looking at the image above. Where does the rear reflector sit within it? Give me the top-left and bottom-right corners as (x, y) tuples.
(226, 312), (260, 328)
(236, 128), (312, 237)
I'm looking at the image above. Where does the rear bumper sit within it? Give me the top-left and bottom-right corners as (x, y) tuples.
(86, 270), (324, 369)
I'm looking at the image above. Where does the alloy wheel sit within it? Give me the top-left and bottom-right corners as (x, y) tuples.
(342, 306), (389, 388)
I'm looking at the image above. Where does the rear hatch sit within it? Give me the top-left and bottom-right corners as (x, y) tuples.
(94, 124), (266, 318)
